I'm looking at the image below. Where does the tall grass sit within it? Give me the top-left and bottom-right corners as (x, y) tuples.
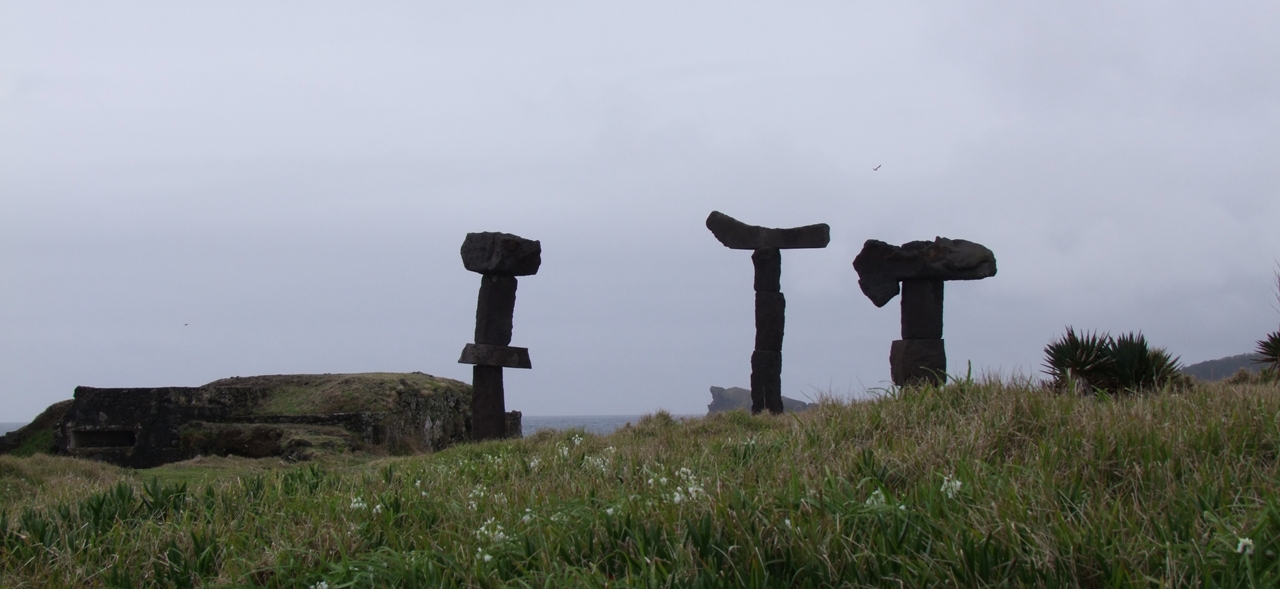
(3, 378), (1280, 587)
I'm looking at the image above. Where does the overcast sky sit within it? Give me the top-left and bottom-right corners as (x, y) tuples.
(3, 2), (1279, 421)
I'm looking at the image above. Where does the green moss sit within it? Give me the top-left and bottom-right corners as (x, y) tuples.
(10, 427), (53, 457)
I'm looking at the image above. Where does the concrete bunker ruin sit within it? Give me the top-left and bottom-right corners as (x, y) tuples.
(51, 372), (510, 468)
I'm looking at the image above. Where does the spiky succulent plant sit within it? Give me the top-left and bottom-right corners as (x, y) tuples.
(1256, 330), (1280, 373)
(1043, 328), (1182, 394)
(1043, 328), (1113, 393)
(1110, 332), (1181, 392)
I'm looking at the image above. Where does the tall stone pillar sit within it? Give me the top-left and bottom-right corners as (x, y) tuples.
(458, 232), (540, 440)
(706, 211), (829, 414)
(852, 237), (997, 387)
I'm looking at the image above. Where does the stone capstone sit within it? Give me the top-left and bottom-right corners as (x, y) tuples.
(706, 211), (831, 250)
(460, 232), (542, 276)
(852, 237), (996, 307)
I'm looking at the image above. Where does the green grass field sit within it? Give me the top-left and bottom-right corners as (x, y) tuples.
(4, 378), (1280, 587)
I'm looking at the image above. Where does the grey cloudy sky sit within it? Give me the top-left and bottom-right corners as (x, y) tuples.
(3, 2), (1279, 421)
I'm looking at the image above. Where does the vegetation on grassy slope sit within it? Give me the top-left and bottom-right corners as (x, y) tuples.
(3, 379), (1280, 587)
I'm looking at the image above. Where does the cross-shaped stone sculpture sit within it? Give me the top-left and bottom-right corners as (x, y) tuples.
(852, 237), (997, 386)
(458, 232), (540, 440)
(706, 211), (830, 414)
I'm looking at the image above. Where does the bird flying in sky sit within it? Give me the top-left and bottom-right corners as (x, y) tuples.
(872, 165), (881, 171)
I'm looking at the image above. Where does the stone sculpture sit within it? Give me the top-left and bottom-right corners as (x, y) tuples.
(706, 211), (830, 414)
(852, 237), (996, 386)
(459, 231), (541, 440)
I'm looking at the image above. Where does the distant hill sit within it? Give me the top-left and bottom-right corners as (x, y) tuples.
(1180, 354), (1264, 381)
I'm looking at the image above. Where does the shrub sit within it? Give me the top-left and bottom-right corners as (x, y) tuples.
(1256, 330), (1280, 373)
(1041, 328), (1112, 392)
(1043, 328), (1183, 394)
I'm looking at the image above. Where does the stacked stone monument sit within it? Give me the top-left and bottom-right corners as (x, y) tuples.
(706, 211), (830, 414)
(852, 237), (996, 386)
(458, 232), (540, 440)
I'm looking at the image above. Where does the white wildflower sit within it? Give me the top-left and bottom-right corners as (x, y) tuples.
(572, 434), (584, 446)
(941, 475), (962, 499)
(350, 497), (368, 510)
(557, 444), (569, 459)
(371, 504), (383, 515)
(672, 491), (684, 504)
(529, 457), (542, 470)
(784, 518), (793, 529)
(415, 479), (422, 488)
(310, 582), (329, 589)
(522, 509), (534, 524)
(865, 489), (886, 507)
(1238, 537), (1255, 555)
(476, 518), (507, 543)
(605, 507), (615, 516)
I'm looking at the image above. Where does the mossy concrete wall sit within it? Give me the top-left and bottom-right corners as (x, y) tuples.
(50, 372), (506, 468)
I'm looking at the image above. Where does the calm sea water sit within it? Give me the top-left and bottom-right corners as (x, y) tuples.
(0, 417), (699, 439)
(521, 415), (700, 438)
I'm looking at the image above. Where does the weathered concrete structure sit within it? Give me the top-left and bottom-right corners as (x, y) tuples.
(458, 231), (540, 440)
(48, 372), (482, 468)
(852, 237), (997, 386)
(706, 211), (830, 414)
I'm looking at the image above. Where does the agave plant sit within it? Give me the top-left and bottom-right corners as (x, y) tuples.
(1256, 329), (1280, 373)
(1043, 328), (1182, 394)
(1109, 332), (1182, 392)
(1043, 328), (1113, 393)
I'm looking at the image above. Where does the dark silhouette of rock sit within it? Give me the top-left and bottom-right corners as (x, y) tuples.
(853, 237), (996, 387)
(754, 292), (785, 352)
(706, 386), (812, 414)
(458, 344), (532, 369)
(459, 231), (539, 440)
(890, 339), (947, 386)
(706, 211), (830, 250)
(900, 279), (944, 340)
(852, 237), (996, 308)
(752, 247), (782, 292)
(474, 275), (518, 345)
(707, 212), (830, 414)
(460, 232), (542, 276)
(750, 351), (783, 413)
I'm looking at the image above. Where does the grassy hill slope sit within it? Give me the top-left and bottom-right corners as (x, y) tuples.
(4, 378), (1280, 587)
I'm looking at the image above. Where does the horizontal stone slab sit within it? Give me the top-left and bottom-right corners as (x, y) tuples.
(706, 211), (830, 250)
(458, 344), (532, 369)
(461, 232), (542, 276)
(853, 237), (996, 307)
